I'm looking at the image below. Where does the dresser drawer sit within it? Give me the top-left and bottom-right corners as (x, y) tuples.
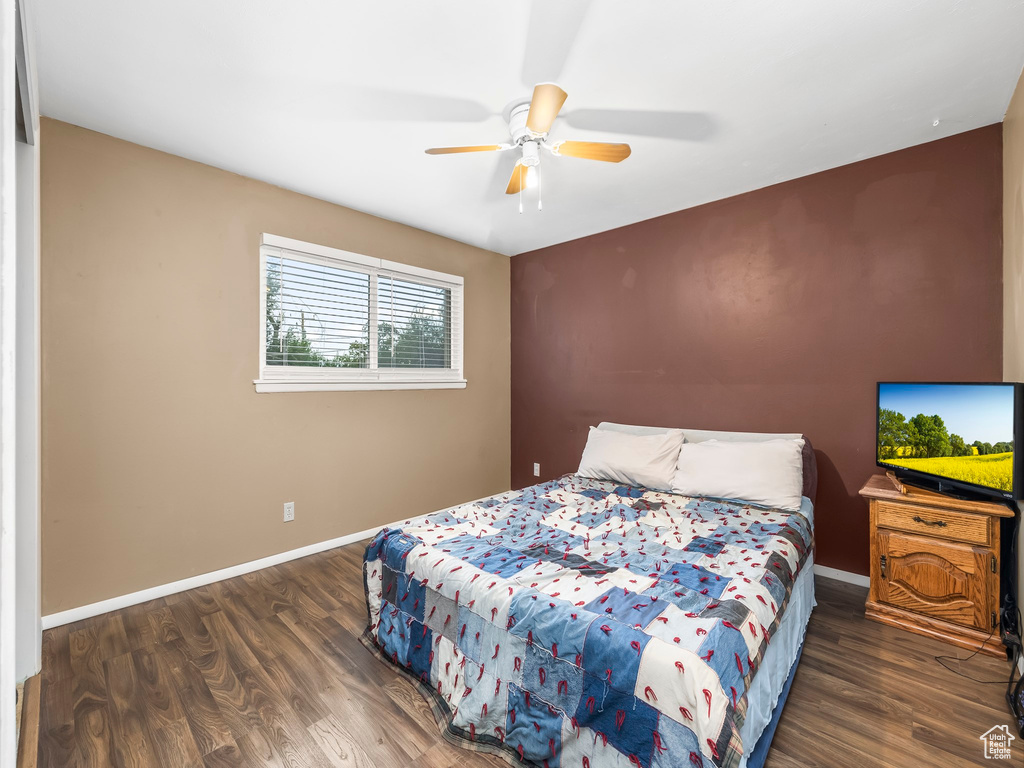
(875, 501), (989, 545)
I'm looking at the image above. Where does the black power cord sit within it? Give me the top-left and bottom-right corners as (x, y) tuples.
(1000, 501), (1023, 737)
(931, 501), (1023, 738)
(1010, 647), (1024, 738)
(934, 626), (1005, 684)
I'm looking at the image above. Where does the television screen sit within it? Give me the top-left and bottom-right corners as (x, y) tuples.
(876, 382), (1018, 497)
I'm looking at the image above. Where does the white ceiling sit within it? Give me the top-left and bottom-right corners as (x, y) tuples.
(33, 1), (1024, 256)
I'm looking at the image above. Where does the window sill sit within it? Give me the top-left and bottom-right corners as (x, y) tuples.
(253, 379), (467, 393)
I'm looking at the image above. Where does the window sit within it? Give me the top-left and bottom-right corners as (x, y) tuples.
(256, 234), (464, 392)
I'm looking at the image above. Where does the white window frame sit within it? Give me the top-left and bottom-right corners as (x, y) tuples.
(255, 233), (465, 393)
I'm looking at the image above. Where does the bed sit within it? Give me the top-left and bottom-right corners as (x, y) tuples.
(362, 425), (817, 768)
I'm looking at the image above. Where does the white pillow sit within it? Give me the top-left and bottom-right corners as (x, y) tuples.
(671, 438), (805, 511)
(577, 426), (684, 491)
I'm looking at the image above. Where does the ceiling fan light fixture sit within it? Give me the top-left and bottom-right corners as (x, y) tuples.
(425, 83), (632, 203)
(521, 140), (540, 165)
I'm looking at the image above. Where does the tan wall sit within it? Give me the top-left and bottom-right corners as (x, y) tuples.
(1004, 68), (1024, 648)
(40, 118), (510, 615)
(1005, 73), (1024, 381)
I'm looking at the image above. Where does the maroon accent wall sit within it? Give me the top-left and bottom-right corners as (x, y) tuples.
(510, 126), (1003, 575)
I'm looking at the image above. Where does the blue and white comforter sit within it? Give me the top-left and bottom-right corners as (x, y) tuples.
(363, 475), (813, 768)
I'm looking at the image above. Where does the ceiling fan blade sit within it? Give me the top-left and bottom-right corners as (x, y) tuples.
(562, 109), (718, 140)
(505, 163), (528, 195)
(290, 84), (493, 123)
(526, 83), (568, 135)
(550, 140), (631, 162)
(425, 144), (511, 155)
(521, 0), (590, 87)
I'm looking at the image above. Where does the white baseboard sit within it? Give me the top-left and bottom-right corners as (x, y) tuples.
(814, 564), (870, 588)
(40, 486), (516, 631)
(41, 520), (399, 630)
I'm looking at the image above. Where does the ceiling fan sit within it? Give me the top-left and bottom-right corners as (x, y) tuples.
(424, 83), (631, 203)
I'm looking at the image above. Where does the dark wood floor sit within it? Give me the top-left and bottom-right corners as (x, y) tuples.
(35, 542), (1019, 767)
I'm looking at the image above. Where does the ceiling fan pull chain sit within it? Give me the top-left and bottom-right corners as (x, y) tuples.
(538, 165), (543, 211)
(519, 183), (523, 215)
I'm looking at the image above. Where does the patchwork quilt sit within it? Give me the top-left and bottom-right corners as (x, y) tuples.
(362, 475), (813, 768)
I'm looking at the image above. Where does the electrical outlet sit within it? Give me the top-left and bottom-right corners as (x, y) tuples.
(283, 501), (295, 522)
(533, 463), (540, 477)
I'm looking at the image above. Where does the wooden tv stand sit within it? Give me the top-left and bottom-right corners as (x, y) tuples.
(859, 474), (1014, 658)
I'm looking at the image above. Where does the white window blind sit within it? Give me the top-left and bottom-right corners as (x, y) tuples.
(256, 234), (465, 392)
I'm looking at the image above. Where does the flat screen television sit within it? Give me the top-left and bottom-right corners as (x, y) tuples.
(876, 382), (1024, 500)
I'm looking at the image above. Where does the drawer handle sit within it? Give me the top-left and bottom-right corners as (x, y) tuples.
(911, 515), (947, 528)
